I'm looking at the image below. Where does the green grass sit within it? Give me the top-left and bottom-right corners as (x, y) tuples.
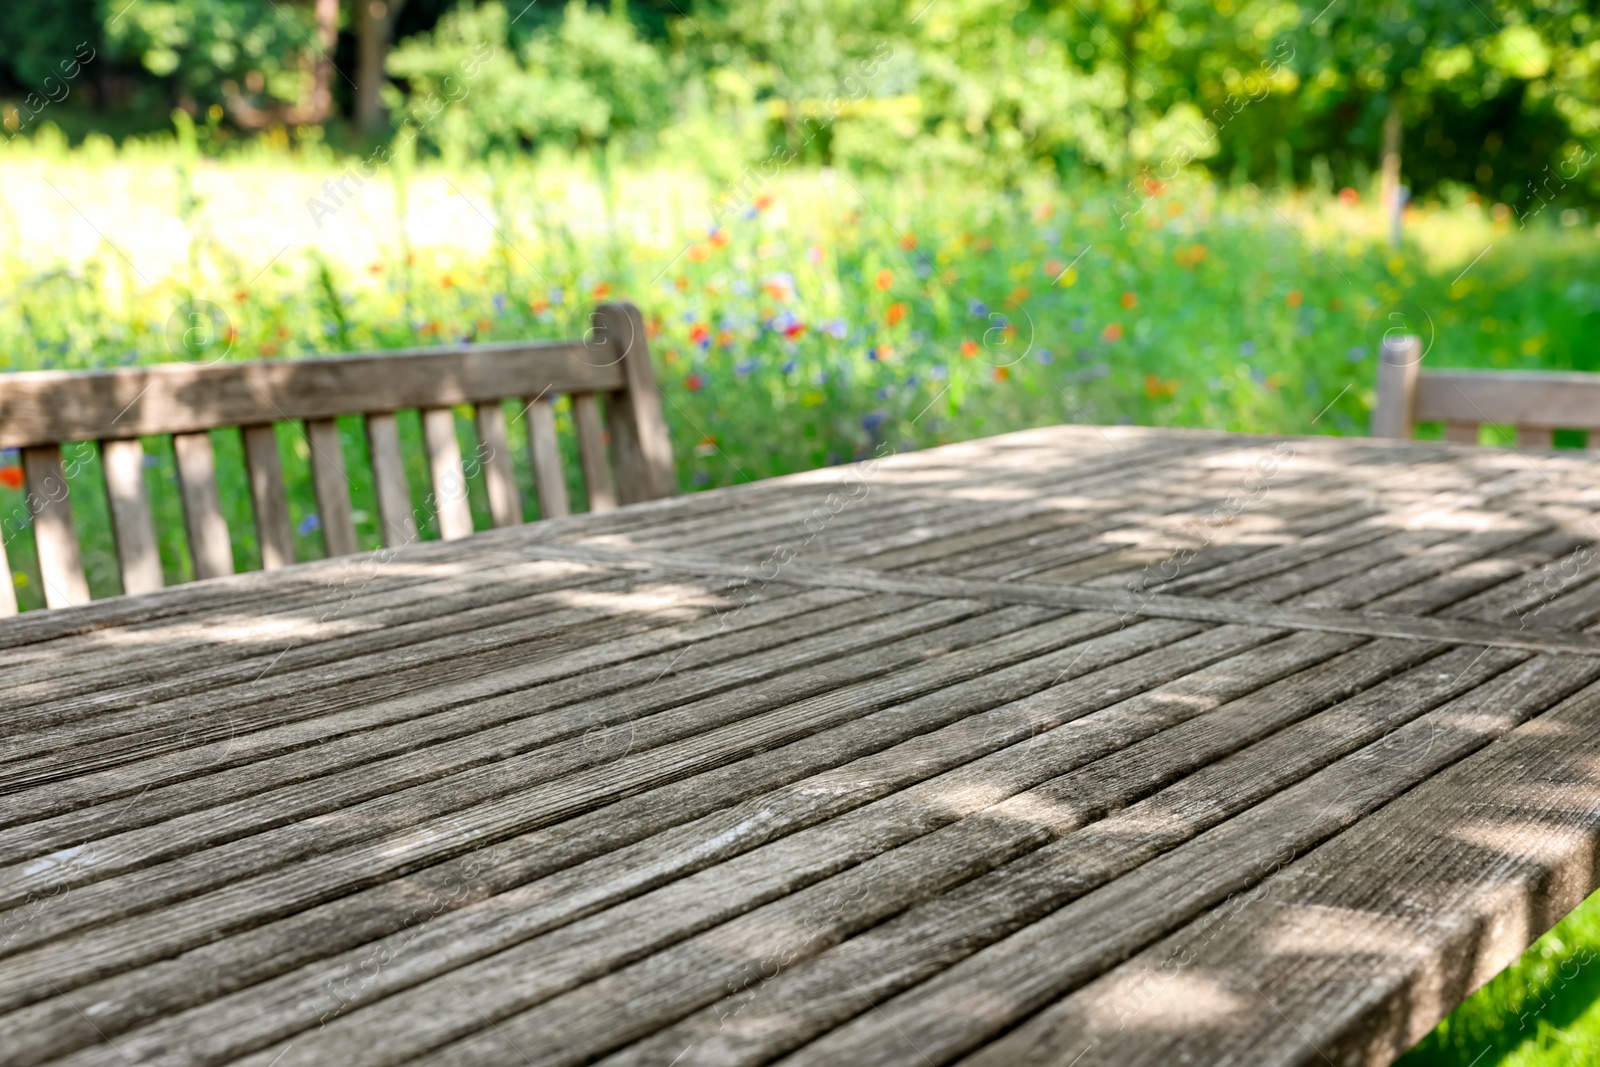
(4, 138), (1600, 1060)
(1402, 903), (1600, 1066)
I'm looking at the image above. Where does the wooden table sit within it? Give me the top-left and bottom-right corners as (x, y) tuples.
(7, 425), (1600, 1067)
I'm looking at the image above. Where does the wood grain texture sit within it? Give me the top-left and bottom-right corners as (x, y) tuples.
(590, 302), (676, 504)
(1416, 367), (1600, 430)
(518, 542), (1600, 656)
(6, 425), (1600, 1067)
(524, 395), (571, 519)
(784, 652), (1599, 1067)
(6, 609), (1159, 1065)
(171, 431), (234, 580)
(99, 437), (163, 596)
(305, 418), (358, 558)
(21, 446), (90, 608)
(353, 516), (1554, 1067)
(242, 424), (295, 570)
(0, 341), (620, 449)
(1370, 335), (1420, 439)
(959, 661), (1600, 1067)
(572, 392), (617, 513)
(475, 402), (522, 528)
(421, 407), (474, 541)
(365, 413), (417, 548)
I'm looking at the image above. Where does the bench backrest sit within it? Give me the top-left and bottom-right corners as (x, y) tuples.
(0, 301), (674, 614)
(1372, 334), (1600, 447)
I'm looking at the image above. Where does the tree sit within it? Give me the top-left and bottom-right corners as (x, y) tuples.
(357, 0), (409, 131)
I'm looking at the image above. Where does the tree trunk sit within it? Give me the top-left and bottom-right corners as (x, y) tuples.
(305, 0), (339, 123)
(1380, 93), (1403, 247)
(356, 0), (405, 132)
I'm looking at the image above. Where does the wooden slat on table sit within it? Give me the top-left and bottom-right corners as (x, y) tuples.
(6, 426), (1600, 1067)
(0, 527), (1542, 1067)
(2, 608), (1147, 1066)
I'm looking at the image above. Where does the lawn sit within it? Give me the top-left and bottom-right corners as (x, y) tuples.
(3, 132), (1600, 1063)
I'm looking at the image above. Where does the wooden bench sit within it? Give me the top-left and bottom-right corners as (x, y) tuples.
(1372, 333), (1600, 447)
(0, 301), (674, 614)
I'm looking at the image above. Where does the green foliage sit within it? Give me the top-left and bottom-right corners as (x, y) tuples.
(98, 0), (317, 111)
(385, 1), (669, 156)
(0, 0), (98, 88)
(3, 0), (1600, 207)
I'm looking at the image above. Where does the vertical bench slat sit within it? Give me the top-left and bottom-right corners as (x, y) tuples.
(572, 393), (617, 514)
(365, 413), (417, 548)
(172, 431), (235, 580)
(0, 310), (677, 612)
(421, 407), (474, 541)
(524, 396), (570, 519)
(1516, 427), (1554, 449)
(1444, 421), (1479, 445)
(474, 402), (522, 528)
(590, 302), (676, 504)
(242, 424), (295, 571)
(306, 418), (358, 558)
(100, 437), (163, 596)
(0, 521), (15, 617)
(21, 446), (90, 608)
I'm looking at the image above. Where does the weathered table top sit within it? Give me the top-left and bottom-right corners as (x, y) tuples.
(7, 424), (1600, 1067)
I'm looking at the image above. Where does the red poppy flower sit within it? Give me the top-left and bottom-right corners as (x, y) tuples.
(689, 323), (710, 344)
(886, 302), (908, 326)
(1101, 323), (1123, 342)
(686, 373), (704, 391)
(960, 339), (979, 357)
(0, 466), (21, 491)
(784, 323), (807, 339)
